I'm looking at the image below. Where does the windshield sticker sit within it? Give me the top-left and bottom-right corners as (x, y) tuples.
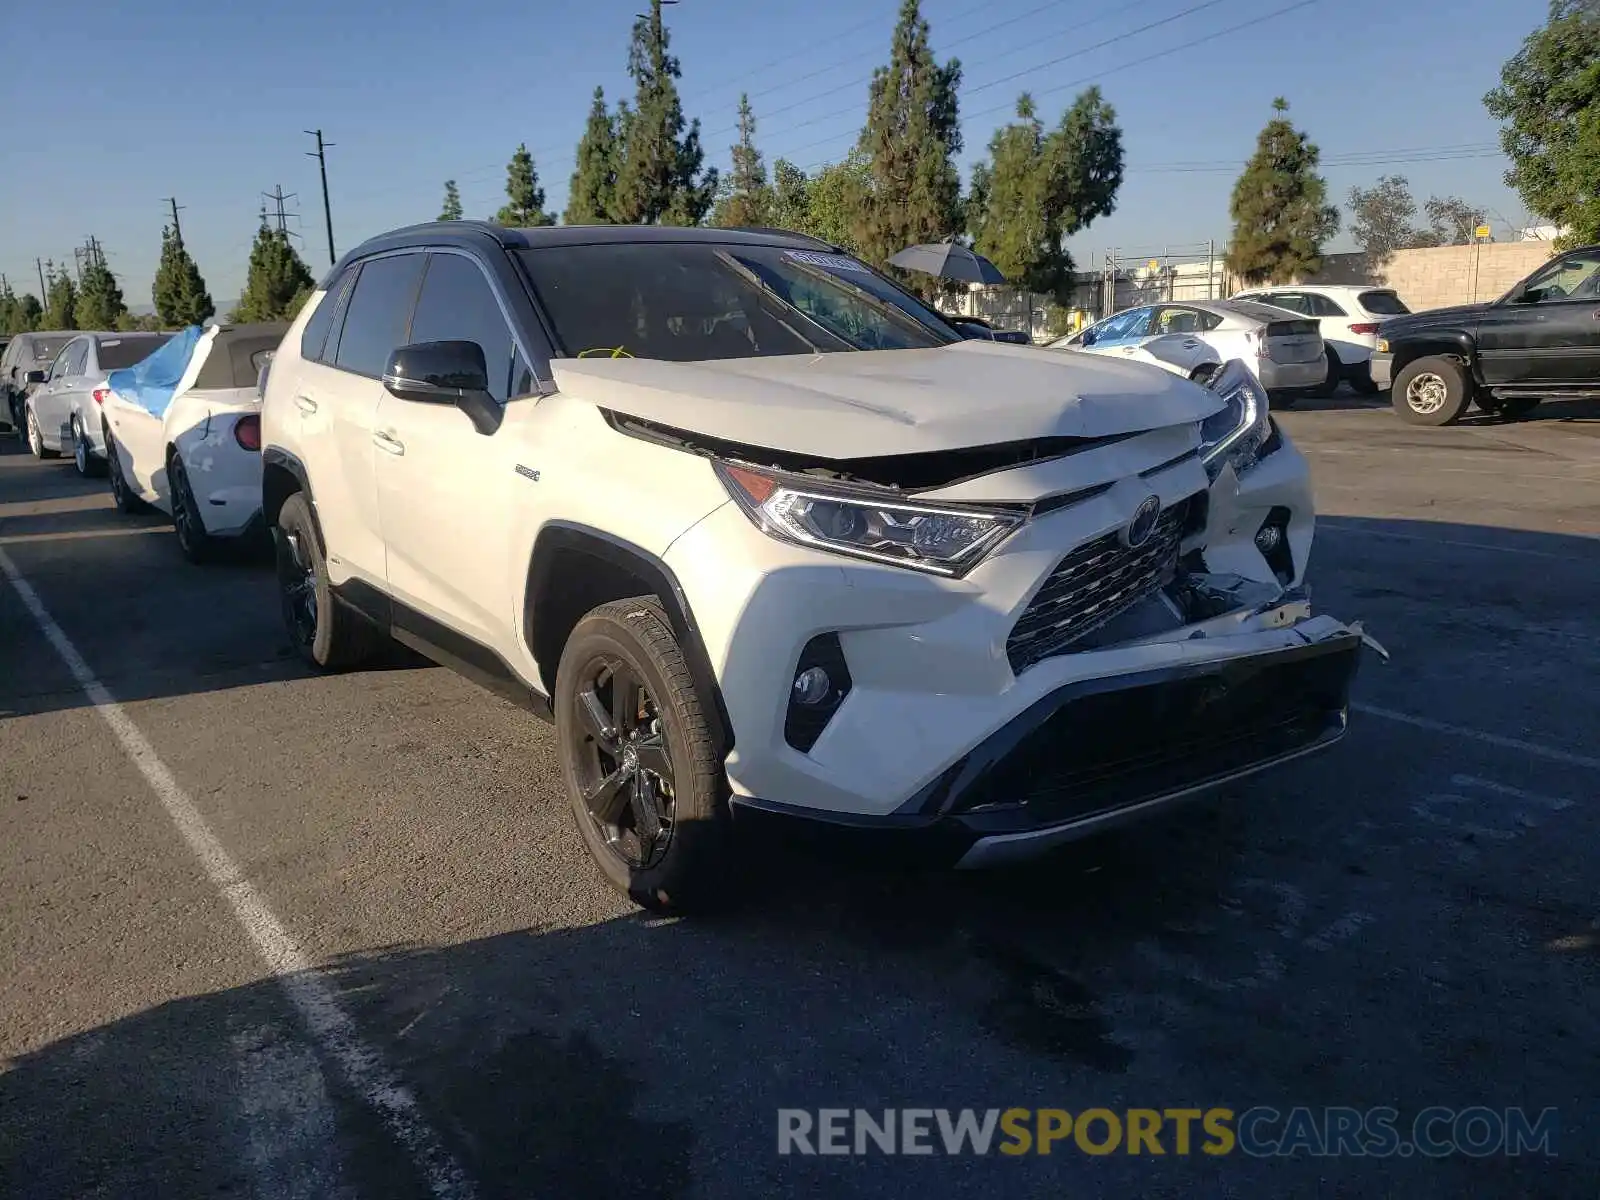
(783, 249), (870, 274)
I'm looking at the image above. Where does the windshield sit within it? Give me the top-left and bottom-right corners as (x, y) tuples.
(515, 242), (959, 362)
(96, 335), (173, 369)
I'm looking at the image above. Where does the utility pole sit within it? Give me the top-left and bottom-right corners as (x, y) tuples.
(36, 258), (47, 300)
(262, 185), (296, 234)
(165, 197), (185, 242)
(305, 129), (336, 266)
(72, 246), (86, 282)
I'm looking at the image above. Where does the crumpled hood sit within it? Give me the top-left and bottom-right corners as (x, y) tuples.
(1378, 303), (1489, 338)
(549, 340), (1223, 458)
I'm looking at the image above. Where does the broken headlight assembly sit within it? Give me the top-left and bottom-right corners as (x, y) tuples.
(714, 461), (1024, 577)
(1199, 360), (1274, 479)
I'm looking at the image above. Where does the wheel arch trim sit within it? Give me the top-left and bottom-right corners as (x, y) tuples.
(524, 521), (734, 755)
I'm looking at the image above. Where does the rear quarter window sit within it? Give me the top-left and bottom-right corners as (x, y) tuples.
(1358, 290), (1409, 315)
(300, 269), (355, 363)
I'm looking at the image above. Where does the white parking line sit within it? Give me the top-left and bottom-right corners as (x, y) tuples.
(0, 546), (476, 1200)
(1354, 702), (1600, 771)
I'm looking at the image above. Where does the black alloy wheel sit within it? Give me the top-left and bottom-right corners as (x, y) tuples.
(106, 430), (144, 513)
(276, 522), (319, 654)
(168, 455), (212, 562)
(569, 655), (678, 871)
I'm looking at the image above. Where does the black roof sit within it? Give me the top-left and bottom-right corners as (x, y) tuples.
(323, 221), (840, 287)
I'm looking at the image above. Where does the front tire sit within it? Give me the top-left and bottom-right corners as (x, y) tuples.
(273, 492), (385, 670)
(555, 597), (731, 914)
(168, 454), (216, 564)
(1393, 356), (1472, 426)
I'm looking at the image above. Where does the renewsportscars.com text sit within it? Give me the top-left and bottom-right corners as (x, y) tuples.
(777, 1107), (1558, 1158)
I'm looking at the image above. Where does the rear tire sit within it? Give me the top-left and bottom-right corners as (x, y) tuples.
(168, 454), (217, 564)
(105, 428), (149, 513)
(1393, 356), (1472, 426)
(71, 415), (105, 477)
(1350, 363), (1380, 395)
(556, 596), (732, 914)
(273, 492), (385, 670)
(1310, 347), (1341, 398)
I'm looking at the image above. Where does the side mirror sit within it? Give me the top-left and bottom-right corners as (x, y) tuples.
(382, 340), (502, 435)
(24, 369), (46, 384)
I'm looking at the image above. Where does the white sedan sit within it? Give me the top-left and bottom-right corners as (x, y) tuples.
(1048, 300), (1328, 404)
(22, 331), (172, 471)
(102, 321), (288, 563)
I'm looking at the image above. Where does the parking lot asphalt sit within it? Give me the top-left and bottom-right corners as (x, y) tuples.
(2, 392), (1597, 1199)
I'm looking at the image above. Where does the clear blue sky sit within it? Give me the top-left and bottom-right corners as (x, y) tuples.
(0, 0), (1545, 308)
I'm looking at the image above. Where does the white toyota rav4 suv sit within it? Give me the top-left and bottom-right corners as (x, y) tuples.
(260, 222), (1373, 912)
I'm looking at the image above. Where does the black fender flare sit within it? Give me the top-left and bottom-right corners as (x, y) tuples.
(524, 521), (733, 755)
(1390, 332), (1480, 383)
(261, 446), (322, 550)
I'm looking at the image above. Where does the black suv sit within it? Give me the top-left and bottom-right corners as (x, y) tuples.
(1371, 244), (1600, 425)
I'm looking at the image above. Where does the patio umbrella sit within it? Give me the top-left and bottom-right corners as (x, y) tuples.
(889, 242), (1008, 284)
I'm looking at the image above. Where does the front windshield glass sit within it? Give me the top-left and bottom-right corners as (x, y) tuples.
(516, 242), (960, 362)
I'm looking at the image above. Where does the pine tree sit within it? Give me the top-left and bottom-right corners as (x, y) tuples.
(769, 159), (811, 234)
(1485, 0), (1600, 250)
(1226, 98), (1340, 285)
(234, 223), (316, 322)
(566, 87), (619, 224)
(439, 180), (464, 221)
(15, 293), (42, 332)
(853, 0), (965, 283)
(75, 247), (128, 330)
(495, 144), (554, 226)
(43, 267), (78, 330)
(971, 89), (1122, 299)
(153, 226), (216, 327)
(710, 94), (772, 228)
(0, 280), (18, 335)
(610, 0), (718, 225)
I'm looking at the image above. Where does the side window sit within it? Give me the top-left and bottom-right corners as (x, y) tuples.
(1153, 306), (1205, 335)
(1267, 293), (1309, 315)
(1196, 309), (1224, 331)
(1121, 307), (1156, 339)
(301, 267), (355, 363)
(408, 253), (521, 403)
(1310, 294), (1347, 317)
(333, 254), (425, 378)
(1522, 250), (1600, 302)
(48, 342), (78, 380)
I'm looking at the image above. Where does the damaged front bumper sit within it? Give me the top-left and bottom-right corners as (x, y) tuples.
(730, 616), (1364, 869)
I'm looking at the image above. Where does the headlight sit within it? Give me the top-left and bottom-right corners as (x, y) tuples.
(713, 461), (1024, 576)
(1199, 360), (1273, 479)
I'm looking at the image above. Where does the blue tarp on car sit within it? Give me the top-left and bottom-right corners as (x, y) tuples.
(106, 325), (204, 419)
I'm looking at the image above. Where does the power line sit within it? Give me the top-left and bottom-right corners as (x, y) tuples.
(789, 0), (1322, 170)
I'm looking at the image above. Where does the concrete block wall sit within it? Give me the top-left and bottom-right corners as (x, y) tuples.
(1301, 243), (1555, 311)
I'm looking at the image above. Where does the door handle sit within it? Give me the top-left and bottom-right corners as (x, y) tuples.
(1591, 309), (1600, 321)
(294, 395), (317, 414)
(373, 430), (405, 456)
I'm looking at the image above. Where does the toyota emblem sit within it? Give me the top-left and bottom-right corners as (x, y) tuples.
(1123, 495), (1162, 548)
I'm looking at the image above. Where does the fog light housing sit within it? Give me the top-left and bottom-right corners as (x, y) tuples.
(1256, 506), (1294, 585)
(792, 665), (831, 705)
(784, 634), (853, 753)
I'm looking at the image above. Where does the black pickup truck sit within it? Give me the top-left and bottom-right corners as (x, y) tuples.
(1371, 243), (1600, 425)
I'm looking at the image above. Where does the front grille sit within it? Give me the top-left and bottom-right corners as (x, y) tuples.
(948, 636), (1361, 826)
(1007, 500), (1190, 674)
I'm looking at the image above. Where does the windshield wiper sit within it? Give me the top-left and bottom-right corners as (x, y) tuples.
(711, 250), (849, 354)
